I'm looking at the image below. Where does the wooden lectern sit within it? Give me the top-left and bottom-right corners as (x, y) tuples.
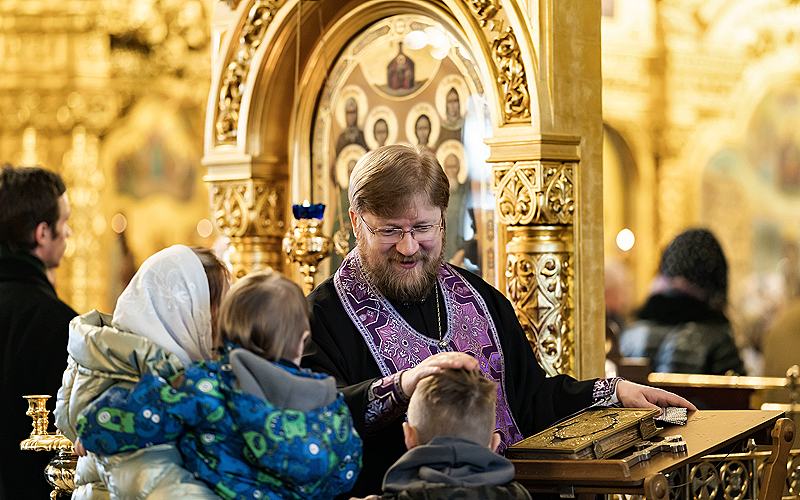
(511, 410), (794, 499)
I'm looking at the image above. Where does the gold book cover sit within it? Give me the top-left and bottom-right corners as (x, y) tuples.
(506, 407), (661, 460)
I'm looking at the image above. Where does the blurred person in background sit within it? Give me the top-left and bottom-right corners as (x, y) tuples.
(620, 228), (745, 375)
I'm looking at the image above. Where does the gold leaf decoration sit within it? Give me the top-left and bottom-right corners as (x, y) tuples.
(215, 0), (285, 143)
(542, 162), (575, 224)
(464, 0), (531, 122)
(493, 161), (574, 226)
(210, 179), (284, 238)
(492, 28), (531, 122)
(211, 181), (249, 237)
(466, 0), (500, 26)
(505, 248), (573, 377)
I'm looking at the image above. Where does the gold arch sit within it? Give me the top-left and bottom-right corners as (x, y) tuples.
(207, 0), (541, 155)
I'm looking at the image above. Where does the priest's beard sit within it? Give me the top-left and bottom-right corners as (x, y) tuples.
(359, 241), (443, 303)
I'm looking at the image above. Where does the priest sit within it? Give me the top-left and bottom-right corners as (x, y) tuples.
(302, 144), (695, 496)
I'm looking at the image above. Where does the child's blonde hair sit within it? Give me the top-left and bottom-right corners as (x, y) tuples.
(218, 271), (309, 360)
(407, 368), (497, 446)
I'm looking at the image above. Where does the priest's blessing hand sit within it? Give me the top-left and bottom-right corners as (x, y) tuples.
(400, 352), (479, 397)
(616, 380), (698, 411)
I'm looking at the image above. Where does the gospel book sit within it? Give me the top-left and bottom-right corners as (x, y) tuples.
(506, 407), (661, 460)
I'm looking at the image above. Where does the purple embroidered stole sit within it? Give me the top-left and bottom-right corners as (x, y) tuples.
(334, 251), (523, 449)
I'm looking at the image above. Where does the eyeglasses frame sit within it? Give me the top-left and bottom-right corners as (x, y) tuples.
(357, 213), (444, 244)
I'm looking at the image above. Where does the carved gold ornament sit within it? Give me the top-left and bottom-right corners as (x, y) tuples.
(505, 236), (573, 377)
(216, 0), (285, 143)
(494, 161), (575, 226)
(466, 0), (499, 25)
(465, 0), (531, 122)
(210, 179), (285, 238)
(209, 178), (286, 278)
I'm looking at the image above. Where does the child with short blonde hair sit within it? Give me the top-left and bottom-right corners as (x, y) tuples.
(380, 368), (530, 499)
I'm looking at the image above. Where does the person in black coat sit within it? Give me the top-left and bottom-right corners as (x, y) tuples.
(620, 228), (745, 376)
(0, 165), (77, 499)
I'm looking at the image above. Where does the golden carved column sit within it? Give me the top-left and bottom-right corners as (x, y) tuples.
(493, 151), (578, 376)
(458, 0), (603, 378)
(209, 176), (287, 278)
(204, 0), (289, 278)
(482, 1), (602, 379)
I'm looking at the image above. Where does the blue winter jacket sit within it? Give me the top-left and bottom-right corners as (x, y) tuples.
(77, 344), (362, 499)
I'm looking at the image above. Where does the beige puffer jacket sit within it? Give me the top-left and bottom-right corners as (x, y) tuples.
(55, 310), (218, 499)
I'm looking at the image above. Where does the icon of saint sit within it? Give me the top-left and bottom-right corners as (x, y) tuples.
(414, 114), (432, 148)
(335, 97), (368, 156)
(387, 42), (415, 91)
(373, 119), (389, 148)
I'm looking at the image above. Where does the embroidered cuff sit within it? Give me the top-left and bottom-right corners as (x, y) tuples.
(364, 371), (410, 433)
(592, 377), (623, 407)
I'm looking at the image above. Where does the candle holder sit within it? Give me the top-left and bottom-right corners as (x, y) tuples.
(20, 395), (77, 499)
(283, 202), (332, 294)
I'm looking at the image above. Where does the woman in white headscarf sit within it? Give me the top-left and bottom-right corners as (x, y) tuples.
(55, 245), (228, 499)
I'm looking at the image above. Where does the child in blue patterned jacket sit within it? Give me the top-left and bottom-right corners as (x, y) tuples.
(77, 271), (362, 499)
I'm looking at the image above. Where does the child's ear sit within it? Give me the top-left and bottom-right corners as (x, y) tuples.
(490, 431), (501, 452)
(403, 422), (419, 450)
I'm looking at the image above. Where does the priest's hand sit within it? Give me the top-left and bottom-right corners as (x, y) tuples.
(400, 352), (479, 397)
(616, 380), (697, 410)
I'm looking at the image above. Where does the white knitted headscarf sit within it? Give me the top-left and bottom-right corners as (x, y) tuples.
(112, 244), (213, 366)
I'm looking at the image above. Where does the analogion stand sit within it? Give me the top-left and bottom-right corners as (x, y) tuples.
(511, 410), (794, 499)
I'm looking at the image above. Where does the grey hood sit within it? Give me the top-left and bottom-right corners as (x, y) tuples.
(383, 436), (515, 491)
(229, 348), (337, 411)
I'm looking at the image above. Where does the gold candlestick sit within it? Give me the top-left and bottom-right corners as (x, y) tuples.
(20, 395), (77, 499)
(283, 203), (331, 295)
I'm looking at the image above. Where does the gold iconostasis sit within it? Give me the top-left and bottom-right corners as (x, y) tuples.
(7, 0), (800, 380)
(0, 0), (216, 313)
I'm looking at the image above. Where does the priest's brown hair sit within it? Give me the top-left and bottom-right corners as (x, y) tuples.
(407, 368), (497, 446)
(348, 144), (449, 218)
(218, 270), (309, 361)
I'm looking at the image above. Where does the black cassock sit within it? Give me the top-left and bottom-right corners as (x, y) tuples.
(302, 265), (596, 496)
